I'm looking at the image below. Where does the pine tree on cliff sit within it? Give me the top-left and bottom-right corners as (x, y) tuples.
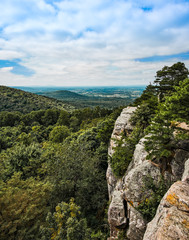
(154, 62), (189, 101)
(145, 77), (189, 173)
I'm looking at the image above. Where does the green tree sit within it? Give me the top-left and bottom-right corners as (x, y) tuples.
(49, 126), (70, 143)
(41, 198), (91, 240)
(57, 110), (70, 126)
(131, 102), (157, 129)
(0, 126), (21, 152)
(45, 140), (108, 228)
(110, 138), (133, 177)
(133, 83), (157, 106)
(0, 173), (52, 240)
(145, 113), (174, 173)
(162, 78), (189, 123)
(137, 175), (169, 221)
(1, 143), (44, 180)
(110, 126), (143, 177)
(22, 110), (45, 126)
(96, 118), (115, 144)
(77, 128), (100, 151)
(154, 62), (189, 100)
(69, 116), (80, 131)
(145, 78), (189, 171)
(0, 111), (21, 127)
(42, 109), (60, 126)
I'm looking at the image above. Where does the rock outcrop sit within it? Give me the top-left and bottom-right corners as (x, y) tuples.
(107, 107), (151, 239)
(107, 106), (138, 239)
(143, 178), (189, 240)
(107, 107), (189, 240)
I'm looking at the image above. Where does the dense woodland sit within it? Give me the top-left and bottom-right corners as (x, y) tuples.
(0, 62), (189, 239)
(0, 86), (75, 113)
(0, 95), (122, 239)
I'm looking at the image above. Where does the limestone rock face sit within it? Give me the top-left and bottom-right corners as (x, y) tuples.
(108, 187), (127, 238)
(123, 161), (161, 204)
(176, 139), (189, 151)
(106, 165), (118, 200)
(107, 107), (189, 240)
(143, 149), (189, 240)
(143, 179), (189, 240)
(128, 137), (148, 170)
(126, 205), (146, 240)
(108, 106), (137, 157)
(107, 107), (150, 239)
(107, 107), (138, 239)
(107, 106), (137, 200)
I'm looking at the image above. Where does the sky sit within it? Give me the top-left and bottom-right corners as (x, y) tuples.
(0, 0), (189, 86)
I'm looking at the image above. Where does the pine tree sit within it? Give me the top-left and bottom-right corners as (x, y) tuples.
(154, 62), (189, 100)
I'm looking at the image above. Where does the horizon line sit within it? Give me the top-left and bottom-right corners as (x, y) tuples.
(9, 85), (147, 88)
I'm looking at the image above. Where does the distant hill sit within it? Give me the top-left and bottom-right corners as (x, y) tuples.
(0, 86), (75, 113)
(38, 90), (89, 100)
(37, 89), (136, 109)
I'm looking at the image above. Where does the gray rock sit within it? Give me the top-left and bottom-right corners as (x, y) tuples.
(108, 106), (137, 157)
(143, 180), (189, 240)
(107, 106), (136, 199)
(107, 107), (138, 239)
(171, 149), (189, 181)
(127, 137), (148, 172)
(106, 165), (118, 200)
(182, 158), (189, 181)
(123, 161), (161, 205)
(108, 188), (127, 239)
(176, 140), (189, 151)
(111, 107), (137, 137)
(127, 205), (147, 240)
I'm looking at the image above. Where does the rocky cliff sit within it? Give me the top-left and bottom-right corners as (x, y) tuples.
(107, 107), (189, 240)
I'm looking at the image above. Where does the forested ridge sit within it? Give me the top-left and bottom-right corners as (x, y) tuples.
(0, 86), (75, 113)
(38, 90), (89, 99)
(0, 62), (189, 240)
(36, 89), (136, 109)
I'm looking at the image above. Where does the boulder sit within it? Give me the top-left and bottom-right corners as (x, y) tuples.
(143, 180), (189, 240)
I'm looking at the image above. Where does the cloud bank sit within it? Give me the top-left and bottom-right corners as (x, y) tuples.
(0, 0), (189, 86)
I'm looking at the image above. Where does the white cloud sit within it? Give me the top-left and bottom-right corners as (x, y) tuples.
(0, 0), (189, 86)
(0, 67), (13, 72)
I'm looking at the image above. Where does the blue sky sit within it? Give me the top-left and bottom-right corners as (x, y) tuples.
(0, 0), (189, 86)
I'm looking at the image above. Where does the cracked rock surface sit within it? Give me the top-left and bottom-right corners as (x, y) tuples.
(143, 179), (189, 240)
